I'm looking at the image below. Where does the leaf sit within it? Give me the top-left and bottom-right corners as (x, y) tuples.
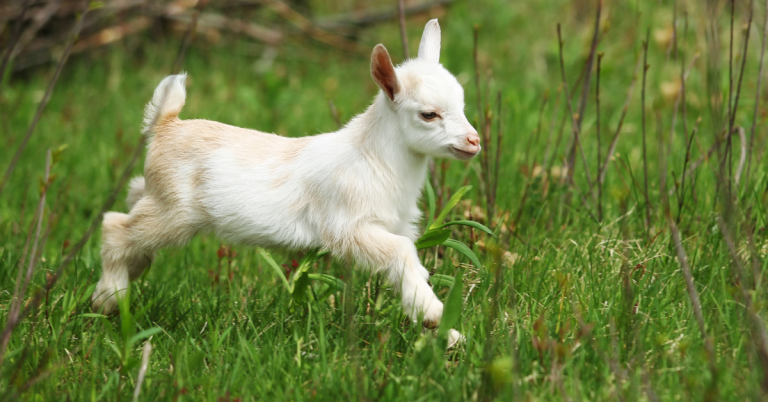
(442, 239), (483, 269)
(291, 273), (311, 303)
(296, 248), (328, 275)
(259, 249), (291, 292)
(437, 220), (495, 237)
(129, 327), (162, 348)
(437, 269), (464, 340)
(430, 186), (472, 230)
(425, 179), (436, 228)
(415, 229), (451, 250)
(51, 144), (68, 165)
(430, 274), (455, 289)
(78, 283), (98, 304)
(307, 273), (346, 291)
(77, 313), (108, 319)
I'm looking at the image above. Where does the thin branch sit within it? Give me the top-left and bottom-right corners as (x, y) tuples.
(0, 0), (32, 95)
(676, 117), (702, 225)
(0, 150), (52, 367)
(668, 218), (717, 375)
(728, 0), (753, 188)
(397, 0), (409, 59)
(557, 23), (595, 206)
(668, 125), (740, 197)
(172, 0), (206, 73)
(596, 55), (642, 185)
(493, 90), (502, 215)
(641, 28), (651, 241)
(596, 52), (603, 222)
(746, 0), (768, 185)
(328, 99), (341, 129)
(0, 2), (90, 196)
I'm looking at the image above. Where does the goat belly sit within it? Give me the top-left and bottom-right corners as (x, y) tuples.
(199, 149), (319, 249)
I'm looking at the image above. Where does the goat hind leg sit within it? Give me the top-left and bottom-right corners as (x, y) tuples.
(93, 200), (193, 314)
(92, 212), (150, 314)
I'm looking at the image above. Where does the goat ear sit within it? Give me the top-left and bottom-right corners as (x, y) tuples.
(371, 44), (399, 102)
(417, 19), (441, 64)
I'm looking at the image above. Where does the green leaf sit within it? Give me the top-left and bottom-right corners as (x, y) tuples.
(79, 283), (98, 304)
(442, 239), (483, 269)
(307, 273), (346, 291)
(437, 270), (464, 340)
(129, 327), (162, 348)
(415, 229), (451, 250)
(430, 274), (455, 289)
(291, 273), (311, 303)
(51, 144), (68, 165)
(437, 220), (495, 236)
(425, 179), (436, 228)
(430, 186), (472, 230)
(77, 313), (108, 319)
(259, 250), (291, 292)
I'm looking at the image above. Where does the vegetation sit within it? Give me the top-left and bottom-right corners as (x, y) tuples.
(1, 0), (767, 400)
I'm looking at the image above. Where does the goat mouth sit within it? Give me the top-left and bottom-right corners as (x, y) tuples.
(449, 146), (478, 160)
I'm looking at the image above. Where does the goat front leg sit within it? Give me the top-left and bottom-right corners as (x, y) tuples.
(344, 225), (443, 327)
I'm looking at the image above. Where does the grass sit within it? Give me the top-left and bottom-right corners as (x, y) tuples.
(1, 0), (768, 400)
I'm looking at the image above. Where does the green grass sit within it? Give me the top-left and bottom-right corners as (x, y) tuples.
(2, 0), (768, 400)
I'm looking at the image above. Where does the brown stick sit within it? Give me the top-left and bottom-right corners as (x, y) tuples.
(397, 0), (409, 59)
(726, 0), (753, 188)
(493, 90), (502, 214)
(2, 20), (187, 354)
(668, 218), (717, 377)
(716, 216), (768, 388)
(172, 0), (207, 73)
(0, 1), (90, 196)
(473, 25), (483, 143)
(640, 28), (651, 242)
(595, 55), (641, 185)
(675, 117), (701, 225)
(746, 0), (768, 185)
(0, 150), (52, 367)
(596, 52), (603, 222)
(574, 0), (602, 143)
(668, 52), (700, 146)
(0, 0), (32, 95)
(315, 0), (455, 30)
(264, 0), (359, 53)
(568, 0), (601, 194)
(10, 1), (60, 60)
(328, 99), (341, 129)
(557, 24), (595, 201)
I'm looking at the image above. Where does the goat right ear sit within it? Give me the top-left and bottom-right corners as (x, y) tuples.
(371, 44), (399, 102)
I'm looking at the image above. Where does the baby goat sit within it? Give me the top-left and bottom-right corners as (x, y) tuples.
(93, 19), (480, 343)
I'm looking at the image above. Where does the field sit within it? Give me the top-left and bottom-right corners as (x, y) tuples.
(2, 0), (768, 400)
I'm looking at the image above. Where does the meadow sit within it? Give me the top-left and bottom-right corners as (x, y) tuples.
(1, 0), (768, 400)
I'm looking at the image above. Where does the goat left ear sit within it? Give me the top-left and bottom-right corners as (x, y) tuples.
(417, 19), (441, 64)
(371, 44), (400, 102)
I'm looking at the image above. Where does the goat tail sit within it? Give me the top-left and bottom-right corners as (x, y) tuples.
(142, 73), (187, 135)
(126, 176), (145, 210)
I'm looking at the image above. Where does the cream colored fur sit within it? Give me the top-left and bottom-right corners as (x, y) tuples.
(93, 20), (479, 344)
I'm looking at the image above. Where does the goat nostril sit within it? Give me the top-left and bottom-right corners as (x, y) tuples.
(467, 135), (480, 146)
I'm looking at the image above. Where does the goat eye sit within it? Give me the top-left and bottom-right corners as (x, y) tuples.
(420, 112), (438, 120)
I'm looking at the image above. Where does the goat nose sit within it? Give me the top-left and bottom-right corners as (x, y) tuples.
(467, 133), (480, 147)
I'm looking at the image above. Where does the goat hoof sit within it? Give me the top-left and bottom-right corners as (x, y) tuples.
(422, 317), (440, 329)
(446, 329), (465, 349)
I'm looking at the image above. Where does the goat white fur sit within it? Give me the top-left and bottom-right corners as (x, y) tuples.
(93, 19), (480, 343)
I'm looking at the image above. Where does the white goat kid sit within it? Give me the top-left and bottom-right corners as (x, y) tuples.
(92, 19), (480, 343)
